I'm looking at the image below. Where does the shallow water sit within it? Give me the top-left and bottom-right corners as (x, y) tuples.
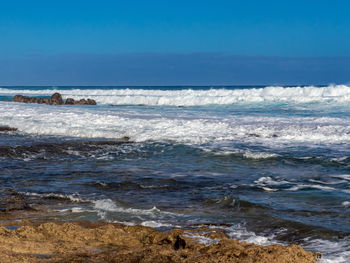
(0, 85), (350, 262)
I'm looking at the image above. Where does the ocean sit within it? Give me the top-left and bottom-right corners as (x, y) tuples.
(0, 85), (349, 262)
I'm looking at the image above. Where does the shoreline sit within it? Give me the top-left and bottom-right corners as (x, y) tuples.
(0, 220), (321, 263)
(0, 145), (324, 263)
(4, 85), (350, 262)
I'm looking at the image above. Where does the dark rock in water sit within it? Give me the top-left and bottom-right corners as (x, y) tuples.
(13, 95), (47, 104)
(0, 195), (33, 213)
(35, 98), (44, 104)
(75, 99), (87, 105)
(0, 139), (132, 159)
(64, 97), (97, 105)
(65, 98), (75, 105)
(73, 98), (97, 105)
(12, 93), (96, 106)
(87, 99), (97, 105)
(51, 93), (64, 105)
(0, 126), (17, 132)
(13, 94), (48, 104)
(13, 95), (29, 103)
(29, 97), (37, 103)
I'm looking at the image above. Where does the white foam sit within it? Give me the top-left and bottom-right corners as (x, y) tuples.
(2, 101), (350, 148)
(210, 224), (279, 246)
(141, 221), (175, 228)
(21, 192), (84, 202)
(330, 157), (349, 162)
(287, 184), (336, 191)
(342, 201), (350, 207)
(183, 232), (220, 245)
(207, 147), (279, 160)
(3, 85), (350, 105)
(242, 151), (278, 159)
(262, 187), (279, 192)
(330, 174), (350, 181)
(254, 176), (290, 186)
(253, 177), (348, 193)
(302, 237), (350, 263)
(56, 207), (92, 213)
(22, 192), (179, 221)
(210, 224), (350, 263)
(308, 179), (347, 185)
(92, 199), (178, 218)
(253, 176), (292, 192)
(70, 207), (86, 213)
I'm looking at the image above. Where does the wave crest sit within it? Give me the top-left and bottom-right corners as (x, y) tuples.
(2, 85), (350, 106)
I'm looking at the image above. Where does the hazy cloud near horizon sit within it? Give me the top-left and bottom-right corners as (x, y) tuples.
(1, 53), (349, 86)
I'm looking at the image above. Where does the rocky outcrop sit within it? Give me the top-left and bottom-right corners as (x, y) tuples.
(64, 98), (75, 105)
(0, 221), (321, 263)
(12, 93), (96, 105)
(50, 92), (64, 105)
(0, 126), (17, 132)
(0, 139), (132, 159)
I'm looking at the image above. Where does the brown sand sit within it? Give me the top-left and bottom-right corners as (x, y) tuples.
(0, 221), (321, 263)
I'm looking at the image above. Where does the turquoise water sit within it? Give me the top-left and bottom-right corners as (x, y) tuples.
(0, 85), (350, 262)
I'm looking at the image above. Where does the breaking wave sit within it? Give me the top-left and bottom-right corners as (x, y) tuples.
(2, 101), (350, 148)
(2, 85), (350, 105)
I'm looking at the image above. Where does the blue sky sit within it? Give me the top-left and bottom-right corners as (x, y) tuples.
(1, 0), (350, 85)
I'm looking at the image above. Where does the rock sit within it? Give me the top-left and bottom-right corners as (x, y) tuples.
(12, 95), (22, 102)
(87, 98), (97, 105)
(29, 97), (38, 103)
(50, 93), (64, 105)
(174, 235), (186, 250)
(36, 98), (44, 104)
(12, 93), (96, 106)
(13, 95), (29, 103)
(43, 98), (51, 104)
(65, 98), (75, 105)
(0, 126), (17, 132)
(74, 98), (97, 105)
(0, 222), (321, 263)
(0, 195), (32, 213)
(75, 99), (87, 105)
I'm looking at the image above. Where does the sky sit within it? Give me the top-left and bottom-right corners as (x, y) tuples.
(0, 0), (350, 85)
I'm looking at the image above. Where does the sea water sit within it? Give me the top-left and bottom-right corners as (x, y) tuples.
(0, 85), (349, 262)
